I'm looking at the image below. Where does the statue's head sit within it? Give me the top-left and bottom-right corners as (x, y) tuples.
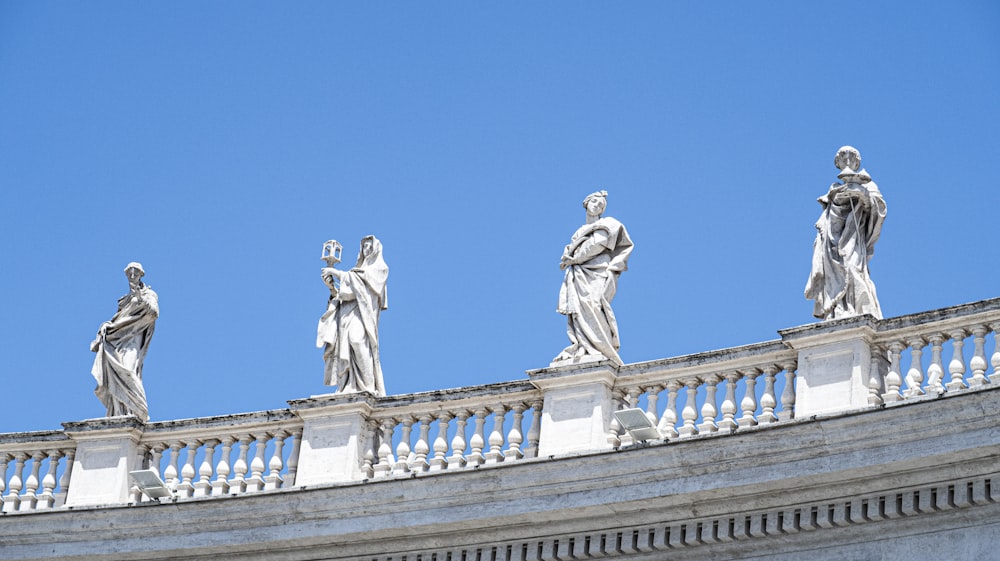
(357, 235), (383, 267)
(834, 146), (861, 173)
(124, 262), (145, 285)
(582, 190), (608, 217)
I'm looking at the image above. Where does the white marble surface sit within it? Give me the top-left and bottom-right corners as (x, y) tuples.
(805, 147), (886, 320)
(89, 262), (158, 421)
(553, 191), (633, 366)
(318, 236), (388, 395)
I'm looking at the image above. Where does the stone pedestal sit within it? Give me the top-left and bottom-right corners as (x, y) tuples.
(780, 316), (884, 417)
(528, 360), (618, 457)
(62, 416), (145, 507)
(288, 392), (375, 486)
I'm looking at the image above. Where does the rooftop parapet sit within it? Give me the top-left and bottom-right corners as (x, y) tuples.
(2, 296), (999, 514)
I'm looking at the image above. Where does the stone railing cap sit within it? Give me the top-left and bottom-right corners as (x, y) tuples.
(527, 358), (619, 379)
(778, 314), (879, 344)
(61, 415), (146, 434)
(375, 380), (538, 409)
(288, 391), (378, 412)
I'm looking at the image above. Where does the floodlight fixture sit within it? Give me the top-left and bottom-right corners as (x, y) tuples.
(613, 408), (662, 443)
(129, 469), (173, 500)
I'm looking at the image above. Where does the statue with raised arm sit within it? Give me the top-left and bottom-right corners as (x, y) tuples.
(805, 146), (887, 320)
(553, 190), (634, 366)
(317, 235), (388, 395)
(89, 262), (158, 420)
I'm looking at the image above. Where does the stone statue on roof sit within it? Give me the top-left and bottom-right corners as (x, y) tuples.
(805, 146), (887, 320)
(318, 235), (389, 396)
(552, 190), (634, 366)
(90, 262), (158, 420)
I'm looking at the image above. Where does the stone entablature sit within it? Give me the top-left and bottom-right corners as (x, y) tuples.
(2, 297), (1000, 559)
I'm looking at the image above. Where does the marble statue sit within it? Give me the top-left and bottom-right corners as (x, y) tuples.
(805, 146), (887, 320)
(553, 191), (634, 366)
(89, 262), (159, 420)
(317, 235), (388, 395)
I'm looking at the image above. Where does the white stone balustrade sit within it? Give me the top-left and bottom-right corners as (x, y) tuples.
(613, 341), (798, 444)
(874, 298), (1000, 403)
(0, 430), (76, 512)
(368, 381), (543, 477)
(135, 410), (303, 502)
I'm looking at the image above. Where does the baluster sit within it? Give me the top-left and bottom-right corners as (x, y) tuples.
(619, 387), (643, 446)
(430, 413), (453, 471)
(607, 390), (626, 447)
(361, 419), (377, 479)
(868, 347), (886, 406)
(759, 365), (780, 422)
(645, 385), (662, 427)
(946, 329), (969, 391)
(447, 412), (469, 469)
(362, 436), (376, 480)
(194, 439), (218, 497)
(247, 433), (271, 491)
(0, 453), (8, 510)
(285, 428), (302, 486)
(697, 375), (720, 433)
(468, 408), (488, 466)
(149, 443), (166, 482)
(505, 403), (526, 461)
(719, 372), (740, 431)
(969, 325), (990, 386)
(525, 400), (543, 459)
(374, 419), (396, 477)
(883, 341), (905, 402)
(677, 379), (700, 437)
(2, 453), (26, 513)
(178, 440), (201, 497)
(394, 417), (414, 473)
(658, 381), (680, 438)
(410, 415), (432, 472)
(264, 431), (288, 490)
(54, 449), (74, 507)
(626, 387), (641, 408)
(130, 444), (150, 503)
(738, 368), (760, 428)
(904, 338), (926, 397)
(37, 450), (61, 509)
(52, 448), (76, 507)
(991, 323), (1000, 385)
(213, 437), (234, 496)
(163, 441), (182, 491)
(19, 451), (44, 511)
(228, 435), (251, 494)
(485, 405), (507, 464)
(925, 334), (947, 393)
(779, 362), (796, 420)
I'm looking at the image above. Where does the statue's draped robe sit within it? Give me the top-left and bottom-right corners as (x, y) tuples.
(317, 238), (388, 396)
(91, 285), (158, 420)
(805, 177), (886, 320)
(555, 216), (633, 365)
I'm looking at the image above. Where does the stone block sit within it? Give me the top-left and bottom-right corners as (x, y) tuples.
(62, 416), (144, 507)
(288, 392), (375, 486)
(527, 361), (617, 457)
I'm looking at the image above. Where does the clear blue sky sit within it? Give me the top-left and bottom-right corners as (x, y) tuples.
(1, 2), (997, 433)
